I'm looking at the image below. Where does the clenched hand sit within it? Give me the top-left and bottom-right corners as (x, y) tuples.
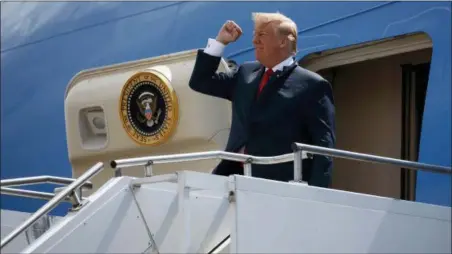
(216, 20), (243, 45)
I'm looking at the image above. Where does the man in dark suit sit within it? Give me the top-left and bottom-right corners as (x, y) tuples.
(188, 13), (336, 188)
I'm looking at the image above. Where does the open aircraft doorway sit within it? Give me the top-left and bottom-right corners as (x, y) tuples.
(299, 32), (432, 201)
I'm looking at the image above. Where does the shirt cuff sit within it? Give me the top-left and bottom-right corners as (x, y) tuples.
(203, 38), (226, 57)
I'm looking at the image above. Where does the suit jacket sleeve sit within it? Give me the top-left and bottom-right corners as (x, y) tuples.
(188, 49), (238, 101)
(306, 79), (336, 187)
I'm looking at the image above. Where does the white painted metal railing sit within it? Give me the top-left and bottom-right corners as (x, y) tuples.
(293, 143), (452, 175)
(0, 163), (104, 249)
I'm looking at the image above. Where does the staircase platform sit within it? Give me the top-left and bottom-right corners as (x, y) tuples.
(15, 170), (451, 253)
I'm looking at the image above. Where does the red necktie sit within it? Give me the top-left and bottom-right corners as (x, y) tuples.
(257, 69), (274, 96)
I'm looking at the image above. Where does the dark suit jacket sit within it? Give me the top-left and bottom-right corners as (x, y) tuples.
(189, 49), (336, 187)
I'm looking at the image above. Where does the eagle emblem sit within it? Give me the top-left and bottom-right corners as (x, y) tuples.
(136, 91), (162, 127)
(119, 70), (179, 146)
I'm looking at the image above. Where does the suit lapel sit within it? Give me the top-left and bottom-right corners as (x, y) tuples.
(237, 65), (265, 124)
(249, 66), (265, 96)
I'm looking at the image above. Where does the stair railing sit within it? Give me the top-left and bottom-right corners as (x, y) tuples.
(2, 143), (451, 250)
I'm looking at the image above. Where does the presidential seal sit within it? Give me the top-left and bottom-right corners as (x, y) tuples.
(119, 71), (178, 145)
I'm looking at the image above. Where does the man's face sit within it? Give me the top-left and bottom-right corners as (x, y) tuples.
(252, 21), (283, 66)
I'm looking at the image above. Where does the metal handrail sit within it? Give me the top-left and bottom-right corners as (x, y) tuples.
(293, 143), (452, 175)
(111, 150), (307, 178)
(111, 150), (304, 168)
(1, 175), (93, 189)
(1, 187), (78, 203)
(0, 162), (104, 249)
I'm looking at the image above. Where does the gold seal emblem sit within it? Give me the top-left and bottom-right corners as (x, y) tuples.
(119, 70), (178, 145)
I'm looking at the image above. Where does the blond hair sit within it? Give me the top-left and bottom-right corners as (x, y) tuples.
(252, 12), (298, 54)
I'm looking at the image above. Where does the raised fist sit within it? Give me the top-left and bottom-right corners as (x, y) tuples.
(216, 20), (243, 45)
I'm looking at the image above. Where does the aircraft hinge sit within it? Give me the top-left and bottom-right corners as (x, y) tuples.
(227, 176), (236, 203)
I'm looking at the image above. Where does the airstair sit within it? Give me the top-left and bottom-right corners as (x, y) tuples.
(1, 143), (451, 253)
